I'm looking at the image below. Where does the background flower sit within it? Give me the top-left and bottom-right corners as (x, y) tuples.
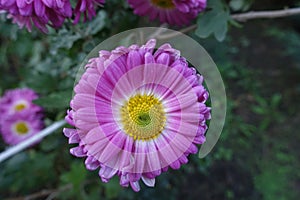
(73, 0), (105, 24)
(0, 88), (44, 146)
(64, 39), (210, 191)
(0, 0), (72, 32)
(0, 110), (44, 145)
(0, 88), (41, 117)
(127, 0), (207, 25)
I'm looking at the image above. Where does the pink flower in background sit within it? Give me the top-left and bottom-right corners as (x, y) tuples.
(0, 0), (72, 32)
(0, 88), (44, 146)
(0, 88), (41, 118)
(127, 0), (207, 25)
(73, 0), (105, 24)
(64, 39), (210, 191)
(0, 111), (44, 145)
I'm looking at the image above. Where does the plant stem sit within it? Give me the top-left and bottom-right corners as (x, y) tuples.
(156, 7), (300, 40)
(231, 7), (300, 21)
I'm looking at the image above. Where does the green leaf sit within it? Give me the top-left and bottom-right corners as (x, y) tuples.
(271, 94), (282, 108)
(251, 106), (265, 115)
(195, 0), (230, 41)
(60, 162), (87, 185)
(33, 90), (72, 109)
(229, 0), (254, 11)
(214, 12), (229, 41)
(23, 72), (58, 94)
(104, 176), (122, 199)
(49, 29), (82, 55)
(229, 0), (244, 11)
(60, 161), (87, 193)
(84, 10), (107, 35)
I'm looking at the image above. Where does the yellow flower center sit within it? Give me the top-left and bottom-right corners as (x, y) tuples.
(15, 122), (29, 135)
(121, 94), (166, 140)
(15, 103), (26, 111)
(151, 0), (175, 9)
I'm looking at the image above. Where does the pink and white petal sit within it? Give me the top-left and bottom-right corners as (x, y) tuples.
(143, 170), (161, 179)
(98, 131), (127, 164)
(74, 79), (96, 95)
(132, 140), (147, 174)
(144, 140), (162, 173)
(155, 52), (170, 66)
(75, 119), (98, 131)
(75, 107), (98, 122)
(85, 156), (100, 170)
(155, 135), (181, 168)
(72, 94), (96, 110)
(111, 76), (135, 101)
(130, 181), (141, 192)
(82, 126), (106, 144)
(86, 139), (109, 158)
(127, 50), (143, 69)
(63, 128), (77, 138)
(99, 165), (118, 182)
(193, 134), (206, 144)
(178, 154), (188, 165)
(120, 174), (130, 187)
(167, 133), (193, 157)
(68, 132), (80, 144)
(141, 176), (155, 187)
(70, 146), (86, 157)
(144, 52), (155, 64)
(185, 143), (198, 154)
(170, 159), (181, 169)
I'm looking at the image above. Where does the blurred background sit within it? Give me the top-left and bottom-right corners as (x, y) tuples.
(0, 0), (300, 199)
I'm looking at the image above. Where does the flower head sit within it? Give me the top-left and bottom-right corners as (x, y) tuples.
(0, 0), (72, 32)
(127, 0), (207, 25)
(0, 88), (41, 118)
(73, 0), (105, 24)
(64, 39), (210, 191)
(0, 88), (44, 146)
(0, 110), (44, 145)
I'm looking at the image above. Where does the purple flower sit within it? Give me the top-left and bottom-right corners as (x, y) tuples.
(0, 0), (72, 32)
(0, 88), (41, 118)
(64, 39), (210, 191)
(0, 110), (44, 145)
(73, 0), (105, 24)
(127, 0), (207, 25)
(0, 88), (44, 146)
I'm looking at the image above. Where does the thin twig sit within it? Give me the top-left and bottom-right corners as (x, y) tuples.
(157, 24), (197, 40)
(45, 184), (72, 200)
(231, 7), (300, 21)
(156, 7), (300, 40)
(5, 179), (98, 200)
(5, 184), (72, 200)
(146, 23), (168, 40)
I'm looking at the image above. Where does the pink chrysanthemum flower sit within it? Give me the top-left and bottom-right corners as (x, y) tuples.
(73, 0), (105, 24)
(64, 39), (210, 191)
(0, 111), (44, 145)
(0, 88), (44, 145)
(0, 88), (42, 122)
(127, 0), (207, 25)
(0, 88), (41, 115)
(0, 0), (72, 32)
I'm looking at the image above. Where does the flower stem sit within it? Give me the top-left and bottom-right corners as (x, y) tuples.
(157, 7), (300, 40)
